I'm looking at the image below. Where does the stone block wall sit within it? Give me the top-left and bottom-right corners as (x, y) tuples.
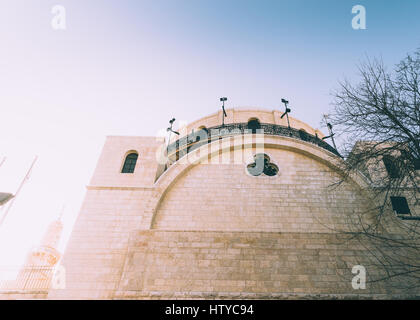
(47, 122), (419, 299)
(153, 148), (371, 233)
(115, 230), (414, 299)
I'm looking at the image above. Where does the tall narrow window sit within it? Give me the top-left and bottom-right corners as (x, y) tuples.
(383, 155), (400, 178)
(121, 152), (138, 173)
(390, 196), (411, 215)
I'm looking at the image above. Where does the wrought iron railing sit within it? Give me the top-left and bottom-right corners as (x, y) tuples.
(166, 122), (341, 160)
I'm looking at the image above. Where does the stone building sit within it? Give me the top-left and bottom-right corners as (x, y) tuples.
(48, 108), (419, 299)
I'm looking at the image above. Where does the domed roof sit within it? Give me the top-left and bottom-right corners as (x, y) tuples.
(162, 108), (340, 178)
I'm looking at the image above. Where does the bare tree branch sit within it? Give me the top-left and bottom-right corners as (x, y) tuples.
(328, 48), (420, 291)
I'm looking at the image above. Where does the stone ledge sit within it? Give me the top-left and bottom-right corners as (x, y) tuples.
(113, 290), (420, 300)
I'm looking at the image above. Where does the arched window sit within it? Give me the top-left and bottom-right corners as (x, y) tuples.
(298, 129), (309, 141)
(121, 152), (138, 173)
(195, 126), (208, 142)
(247, 118), (261, 133)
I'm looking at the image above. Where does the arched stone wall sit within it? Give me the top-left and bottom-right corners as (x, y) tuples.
(152, 146), (371, 233)
(143, 136), (369, 232)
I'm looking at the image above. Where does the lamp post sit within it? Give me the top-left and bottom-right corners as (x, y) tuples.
(322, 114), (338, 151)
(166, 118), (180, 149)
(220, 97), (227, 126)
(281, 98), (291, 130)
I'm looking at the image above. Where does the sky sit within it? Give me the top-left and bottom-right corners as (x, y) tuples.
(0, 0), (419, 272)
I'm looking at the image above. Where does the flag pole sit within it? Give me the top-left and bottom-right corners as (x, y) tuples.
(0, 156), (38, 227)
(0, 157), (6, 168)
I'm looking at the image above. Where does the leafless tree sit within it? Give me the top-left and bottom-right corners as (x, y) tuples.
(328, 48), (420, 292)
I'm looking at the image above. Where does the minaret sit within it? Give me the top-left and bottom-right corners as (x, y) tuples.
(15, 213), (64, 291)
(24, 218), (63, 266)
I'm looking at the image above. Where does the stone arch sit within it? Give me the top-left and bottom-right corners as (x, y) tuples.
(141, 135), (372, 230)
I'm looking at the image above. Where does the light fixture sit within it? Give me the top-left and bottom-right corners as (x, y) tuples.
(167, 118), (180, 135)
(280, 98), (291, 129)
(322, 114), (338, 151)
(220, 97), (228, 126)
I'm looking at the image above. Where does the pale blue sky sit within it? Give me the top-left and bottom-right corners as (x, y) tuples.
(0, 0), (419, 267)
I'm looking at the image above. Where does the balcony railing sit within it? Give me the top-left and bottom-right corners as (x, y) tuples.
(0, 266), (55, 292)
(166, 122), (341, 162)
